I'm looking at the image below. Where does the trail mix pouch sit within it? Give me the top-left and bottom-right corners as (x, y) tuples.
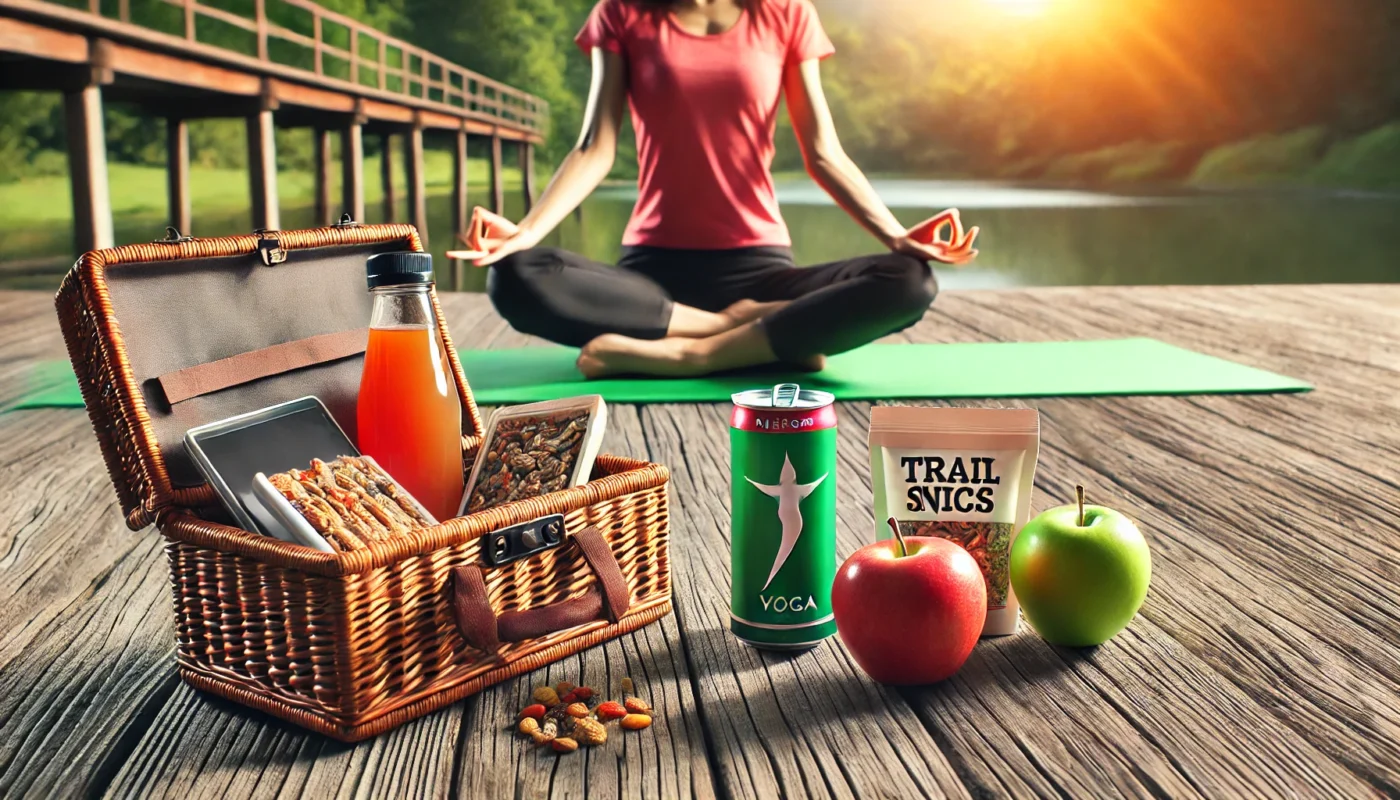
(868, 406), (1040, 635)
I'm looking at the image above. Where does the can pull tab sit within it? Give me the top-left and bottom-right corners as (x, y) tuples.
(771, 383), (800, 408)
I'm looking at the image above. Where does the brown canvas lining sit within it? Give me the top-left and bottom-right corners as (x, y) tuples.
(99, 242), (404, 487)
(158, 328), (370, 404)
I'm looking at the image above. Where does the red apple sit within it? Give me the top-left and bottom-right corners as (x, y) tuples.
(832, 531), (987, 685)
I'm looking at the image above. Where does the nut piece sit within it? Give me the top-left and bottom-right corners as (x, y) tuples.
(596, 701), (627, 720)
(533, 686), (561, 707)
(518, 717), (540, 736)
(555, 681), (576, 696)
(551, 737), (580, 753)
(624, 697), (651, 714)
(565, 702), (589, 718)
(621, 713), (652, 731)
(620, 677), (634, 695)
(519, 703), (547, 720)
(572, 717), (607, 746)
(542, 719), (559, 738)
(530, 730), (552, 745)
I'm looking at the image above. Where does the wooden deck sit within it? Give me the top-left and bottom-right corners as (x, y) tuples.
(1, 284), (1397, 799)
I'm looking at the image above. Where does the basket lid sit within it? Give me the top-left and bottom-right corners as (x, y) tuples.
(55, 223), (483, 529)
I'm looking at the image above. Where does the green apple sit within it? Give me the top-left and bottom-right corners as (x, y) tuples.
(1010, 488), (1151, 646)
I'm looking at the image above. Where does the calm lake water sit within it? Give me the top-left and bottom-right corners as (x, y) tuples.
(6, 178), (1400, 291)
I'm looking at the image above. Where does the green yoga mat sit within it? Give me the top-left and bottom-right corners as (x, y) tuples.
(5, 339), (1310, 411)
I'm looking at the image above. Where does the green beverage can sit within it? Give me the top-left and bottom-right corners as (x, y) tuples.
(730, 383), (838, 650)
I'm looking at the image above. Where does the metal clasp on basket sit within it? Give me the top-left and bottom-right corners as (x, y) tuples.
(253, 229), (286, 266)
(153, 226), (193, 244)
(481, 514), (566, 567)
(333, 213), (360, 228)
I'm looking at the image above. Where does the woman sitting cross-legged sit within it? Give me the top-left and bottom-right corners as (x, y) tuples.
(474, 0), (976, 378)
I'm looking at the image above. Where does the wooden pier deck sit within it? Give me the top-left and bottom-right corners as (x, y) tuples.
(1, 284), (1397, 799)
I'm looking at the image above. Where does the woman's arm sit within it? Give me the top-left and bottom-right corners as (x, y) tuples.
(783, 59), (973, 265)
(475, 48), (628, 266)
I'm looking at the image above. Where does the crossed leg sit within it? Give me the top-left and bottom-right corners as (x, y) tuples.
(487, 247), (936, 378)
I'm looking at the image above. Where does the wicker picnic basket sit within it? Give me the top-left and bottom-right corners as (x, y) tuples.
(54, 221), (672, 741)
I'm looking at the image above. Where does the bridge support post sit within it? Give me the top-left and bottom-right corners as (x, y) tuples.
(405, 118), (427, 245)
(64, 82), (113, 252)
(380, 133), (396, 221)
(246, 100), (279, 230)
(314, 127), (333, 226)
(489, 131), (504, 215)
(451, 128), (468, 290)
(519, 141), (535, 213)
(166, 117), (191, 235)
(342, 120), (365, 222)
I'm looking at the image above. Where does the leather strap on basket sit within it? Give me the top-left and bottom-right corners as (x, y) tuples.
(451, 526), (631, 652)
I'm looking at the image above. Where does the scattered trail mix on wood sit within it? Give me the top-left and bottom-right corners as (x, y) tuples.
(513, 678), (654, 755)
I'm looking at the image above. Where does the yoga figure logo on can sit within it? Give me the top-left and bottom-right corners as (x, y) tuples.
(730, 384), (838, 650)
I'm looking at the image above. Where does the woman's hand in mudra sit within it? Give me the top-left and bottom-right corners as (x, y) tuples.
(888, 233), (978, 267)
(473, 227), (544, 268)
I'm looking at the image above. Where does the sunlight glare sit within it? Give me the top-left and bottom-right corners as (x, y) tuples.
(985, 0), (1052, 17)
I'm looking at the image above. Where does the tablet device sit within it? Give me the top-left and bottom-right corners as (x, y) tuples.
(184, 397), (356, 545)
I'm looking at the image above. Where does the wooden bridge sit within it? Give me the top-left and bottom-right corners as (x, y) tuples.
(0, 0), (546, 253)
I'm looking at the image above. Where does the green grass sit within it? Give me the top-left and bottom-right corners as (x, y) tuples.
(0, 151), (522, 226)
(0, 150), (526, 262)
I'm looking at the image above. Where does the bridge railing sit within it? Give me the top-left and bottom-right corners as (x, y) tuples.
(72, 0), (547, 132)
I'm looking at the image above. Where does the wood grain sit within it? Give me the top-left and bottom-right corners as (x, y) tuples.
(0, 286), (1397, 799)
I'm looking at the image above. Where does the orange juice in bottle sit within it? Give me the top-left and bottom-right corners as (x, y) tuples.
(358, 252), (463, 521)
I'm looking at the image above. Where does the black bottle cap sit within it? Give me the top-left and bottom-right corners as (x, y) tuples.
(366, 251), (434, 289)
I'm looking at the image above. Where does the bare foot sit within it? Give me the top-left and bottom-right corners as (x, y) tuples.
(577, 334), (709, 378)
(720, 298), (789, 327)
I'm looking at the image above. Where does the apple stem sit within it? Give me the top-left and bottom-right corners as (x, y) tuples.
(887, 516), (908, 558)
(1076, 484), (1086, 527)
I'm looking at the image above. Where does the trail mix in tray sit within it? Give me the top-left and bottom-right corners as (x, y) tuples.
(514, 677), (653, 754)
(266, 456), (434, 551)
(466, 409), (590, 513)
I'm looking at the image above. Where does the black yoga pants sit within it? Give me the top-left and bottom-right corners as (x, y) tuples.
(486, 245), (938, 362)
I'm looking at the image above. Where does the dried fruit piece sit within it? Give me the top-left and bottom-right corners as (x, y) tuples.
(533, 686), (561, 707)
(555, 681), (576, 696)
(596, 701), (627, 720)
(519, 703), (547, 720)
(565, 702), (589, 718)
(573, 717), (607, 746)
(573, 686), (594, 700)
(624, 697), (651, 714)
(620, 713), (652, 731)
(551, 737), (579, 753)
(620, 677), (634, 695)
(518, 717), (540, 736)
(559, 691), (578, 705)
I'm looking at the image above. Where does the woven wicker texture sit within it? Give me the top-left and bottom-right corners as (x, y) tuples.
(54, 224), (673, 741)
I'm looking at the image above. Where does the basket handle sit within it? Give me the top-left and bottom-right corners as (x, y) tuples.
(451, 526), (631, 651)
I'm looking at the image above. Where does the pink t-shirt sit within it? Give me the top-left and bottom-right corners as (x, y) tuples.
(576, 0), (834, 249)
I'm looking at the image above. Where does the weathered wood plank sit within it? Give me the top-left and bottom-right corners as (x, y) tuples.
(0, 411), (177, 798)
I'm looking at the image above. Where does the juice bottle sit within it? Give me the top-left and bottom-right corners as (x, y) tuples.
(357, 252), (464, 521)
